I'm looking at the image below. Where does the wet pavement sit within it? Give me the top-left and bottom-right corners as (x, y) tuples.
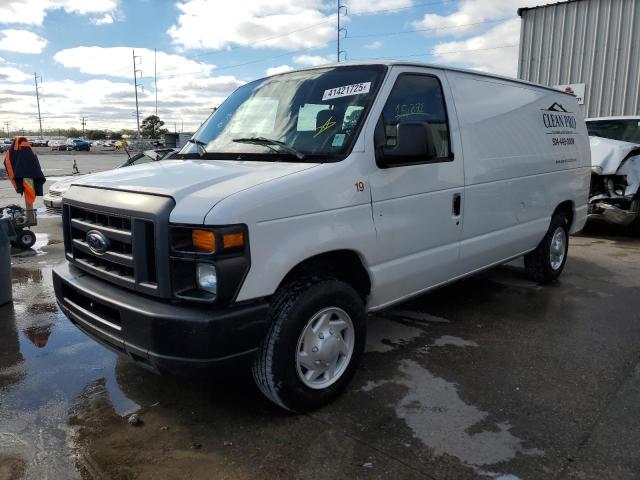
(1, 216), (640, 480)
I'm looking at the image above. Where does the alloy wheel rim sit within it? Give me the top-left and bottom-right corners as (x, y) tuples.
(295, 307), (355, 390)
(550, 226), (566, 270)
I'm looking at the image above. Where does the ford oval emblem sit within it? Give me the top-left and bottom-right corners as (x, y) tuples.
(86, 230), (110, 254)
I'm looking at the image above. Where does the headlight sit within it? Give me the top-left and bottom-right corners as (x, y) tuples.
(169, 224), (249, 304)
(196, 263), (217, 295)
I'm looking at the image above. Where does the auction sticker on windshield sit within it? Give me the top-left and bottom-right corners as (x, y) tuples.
(323, 82), (371, 101)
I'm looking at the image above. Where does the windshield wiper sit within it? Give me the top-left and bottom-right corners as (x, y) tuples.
(232, 137), (305, 160)
(187, 138), (207, 155)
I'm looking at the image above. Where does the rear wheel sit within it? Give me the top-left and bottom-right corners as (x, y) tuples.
(253, 277), (366, 412)
(524, 213), (569, 284)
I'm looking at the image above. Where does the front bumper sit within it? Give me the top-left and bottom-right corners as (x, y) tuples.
(43, 194), (63, 213)
(53, 262), (270, 375)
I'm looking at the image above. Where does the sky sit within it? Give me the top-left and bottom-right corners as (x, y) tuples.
(0, 0), (564, 134)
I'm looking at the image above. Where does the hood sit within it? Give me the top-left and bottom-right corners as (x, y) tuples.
(71, 159), (319, 224)
(49, 176), (78, 192)
(589, 136), (640, 175)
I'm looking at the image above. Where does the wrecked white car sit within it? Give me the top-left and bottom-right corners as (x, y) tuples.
(586, 117), (640, 228)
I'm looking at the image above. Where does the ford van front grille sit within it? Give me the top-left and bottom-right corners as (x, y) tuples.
(61, 186), (175, 298)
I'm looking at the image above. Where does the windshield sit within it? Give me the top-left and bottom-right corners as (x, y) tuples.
(587, 119), (640, 143)
(180, 65), (386, 161)
(118, 152), (155, 167)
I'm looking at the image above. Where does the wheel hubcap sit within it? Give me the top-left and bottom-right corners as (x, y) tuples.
(549, 226), (566, 270)
(296, 307), (355, 390)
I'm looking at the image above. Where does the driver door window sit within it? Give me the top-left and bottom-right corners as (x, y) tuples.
(381, 74), (452, 162)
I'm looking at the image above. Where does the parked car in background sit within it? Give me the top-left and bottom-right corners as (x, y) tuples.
(586, 117), (640, 230)
(43, 148), (178, 214)
(30, 138), (48, 147)
(70, 139), (91, 151)
(0, 139), (12, 152)
(50, 141), (68, 151)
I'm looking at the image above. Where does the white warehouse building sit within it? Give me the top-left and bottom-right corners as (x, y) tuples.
(517, 0), (640, 118)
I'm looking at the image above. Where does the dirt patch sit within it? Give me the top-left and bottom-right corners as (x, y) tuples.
(0, 454), (26, 480)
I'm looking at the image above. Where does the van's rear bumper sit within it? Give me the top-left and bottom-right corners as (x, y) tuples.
(53, 263), (270, 375)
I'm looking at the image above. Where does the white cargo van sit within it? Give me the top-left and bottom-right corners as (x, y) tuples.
(53, 62), (590, 411)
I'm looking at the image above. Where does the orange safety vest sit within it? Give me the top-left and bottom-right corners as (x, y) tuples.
(3, 136), (41, 205)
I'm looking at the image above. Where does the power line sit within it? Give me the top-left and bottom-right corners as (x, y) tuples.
(154, 47), (158, 117)
(132, 49), (143, 137)
(354, 43), (519, 61)
(34, 73), (44, 138)
(156, 42), (337, 81)
(346, 18), (510, 40)
(349, 0), (449, 16)
(337, 1), (347, 62)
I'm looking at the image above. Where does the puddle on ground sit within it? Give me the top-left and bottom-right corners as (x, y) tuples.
(383, 308), (450, 323)
(365, 315), (427, 353)
(363, 359), (542, 477)
(429, 335), (479, 348)
(0, 264), (139, 479)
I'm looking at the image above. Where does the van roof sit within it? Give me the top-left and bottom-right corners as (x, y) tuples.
(269, 60), (575, 97)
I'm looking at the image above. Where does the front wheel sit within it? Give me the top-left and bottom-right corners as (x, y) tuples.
(16, 230), (36, 250)
(253, 277), (366, 412)
(524, 213), (569, 284)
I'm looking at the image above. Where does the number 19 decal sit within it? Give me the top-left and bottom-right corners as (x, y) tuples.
(355, 181), (365, 192)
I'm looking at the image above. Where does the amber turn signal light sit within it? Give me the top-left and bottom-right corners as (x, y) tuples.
(192, 230), (216, 252)
(223, 232), (245, 249)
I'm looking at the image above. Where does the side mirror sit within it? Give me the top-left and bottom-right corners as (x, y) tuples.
(376, 122), (437, 167)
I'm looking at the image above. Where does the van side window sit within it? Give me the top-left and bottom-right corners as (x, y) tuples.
(382, 74), (451, 161)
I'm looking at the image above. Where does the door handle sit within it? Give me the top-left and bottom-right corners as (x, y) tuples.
(452, 193), (461, 217)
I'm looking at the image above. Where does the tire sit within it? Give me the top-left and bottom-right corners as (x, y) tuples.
(16, 230), (36, 250)
(524, 213), (569, 284)
(253, 276), (366, 412)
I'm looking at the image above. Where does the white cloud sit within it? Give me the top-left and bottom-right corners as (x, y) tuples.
(0, 29), (47, 54)
(91, 14), (114, 25)
(0, 65), (31, 82)
(0, 0), (119, 26)
(413, 0), (566, 37)
(167, 0), (337, 50)
(348, 0), (412, 15)
(266, 64), (294, 76)
(0, 72), (245, 131)
(53, 46), (215, 80)
(365, 41), (382, 50)
(431, 18), (521, 76)
(422, 1), (568, 76)
(293, 54), (334, 67)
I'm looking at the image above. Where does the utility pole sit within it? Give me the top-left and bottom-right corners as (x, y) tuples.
(4, 121), (10, 137)
(337, 1), (347, 62)
(132, 49), (143, 138)
(154, 48), (158, 117)
(81, 117), (87, 137)
(34, 73), (44, 138)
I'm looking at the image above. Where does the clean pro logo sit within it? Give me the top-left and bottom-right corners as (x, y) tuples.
(86, 230), (110, 254)
(541, 103), (577, 131)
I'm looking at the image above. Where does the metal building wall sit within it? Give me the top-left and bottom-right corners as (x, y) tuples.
(518, 0), (640, 118)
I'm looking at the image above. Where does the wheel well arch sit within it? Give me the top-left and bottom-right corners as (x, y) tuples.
(553, 200), (575, 230)
(278, 250), (372, 301)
